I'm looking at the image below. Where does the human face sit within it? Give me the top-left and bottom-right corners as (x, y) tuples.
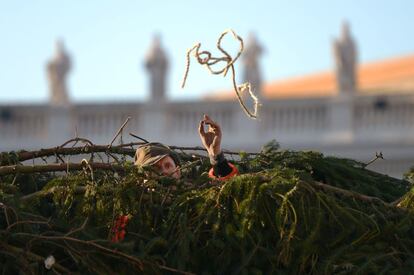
(154, 156), (181, 179)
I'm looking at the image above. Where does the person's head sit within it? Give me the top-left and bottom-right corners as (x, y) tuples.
(134, 143), (181, 179)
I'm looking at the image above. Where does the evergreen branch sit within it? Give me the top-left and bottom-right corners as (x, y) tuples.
(0, 242), (71, 274)
(1, 147), (413, 273)
(306, 181), (395, 208)
(20, 186), (86, 201)
(5, 143), (140, 163)
(1, 143), (258, 164)
(169, 145), (260, 156)
(255, 174), (398, 210)
(9, 233), (195, 274)
(0, 162), (125, 176)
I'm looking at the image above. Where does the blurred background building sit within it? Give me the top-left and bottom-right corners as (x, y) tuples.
(1, 18), (414, 178)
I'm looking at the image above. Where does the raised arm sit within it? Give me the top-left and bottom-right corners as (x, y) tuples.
(198, 114), (238, 180)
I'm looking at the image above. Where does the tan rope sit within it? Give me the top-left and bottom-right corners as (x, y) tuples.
(181, 29), (260, 119)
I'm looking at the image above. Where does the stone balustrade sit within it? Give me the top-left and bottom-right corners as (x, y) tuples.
(0, 105), (48, 148)
(354, 94), (414, 138)
(2, 93), (414, 178)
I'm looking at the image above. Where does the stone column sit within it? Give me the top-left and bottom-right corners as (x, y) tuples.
(326, 93), (354, 144)
(231, 107), (261, 150)
(46, 105), (73, 146)
(139, 101), (167, 143)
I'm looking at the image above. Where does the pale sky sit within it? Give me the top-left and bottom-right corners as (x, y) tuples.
(0, 0), (413, 103)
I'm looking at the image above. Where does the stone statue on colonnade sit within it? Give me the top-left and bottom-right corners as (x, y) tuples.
(145, 34), (168, 102)
(333, 21), (358, 93)
(242, 32), (264, 95)
(47, 39), (71, 106)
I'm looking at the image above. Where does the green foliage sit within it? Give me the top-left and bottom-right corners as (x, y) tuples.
(0, 151), (20, 166)
(1, 142), (414, 274)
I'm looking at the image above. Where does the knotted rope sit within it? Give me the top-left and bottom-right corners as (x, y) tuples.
(181, 29), (260, 119)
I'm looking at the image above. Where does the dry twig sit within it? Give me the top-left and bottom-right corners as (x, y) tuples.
(129, 133), (149, 143)
(108, 116), (131, 148)
(364, 152), (384, 168)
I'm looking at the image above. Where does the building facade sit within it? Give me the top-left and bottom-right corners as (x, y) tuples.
(1, 24), (414, 178)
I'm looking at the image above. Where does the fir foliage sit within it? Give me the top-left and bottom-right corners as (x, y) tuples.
(1, 141), (414, 274)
